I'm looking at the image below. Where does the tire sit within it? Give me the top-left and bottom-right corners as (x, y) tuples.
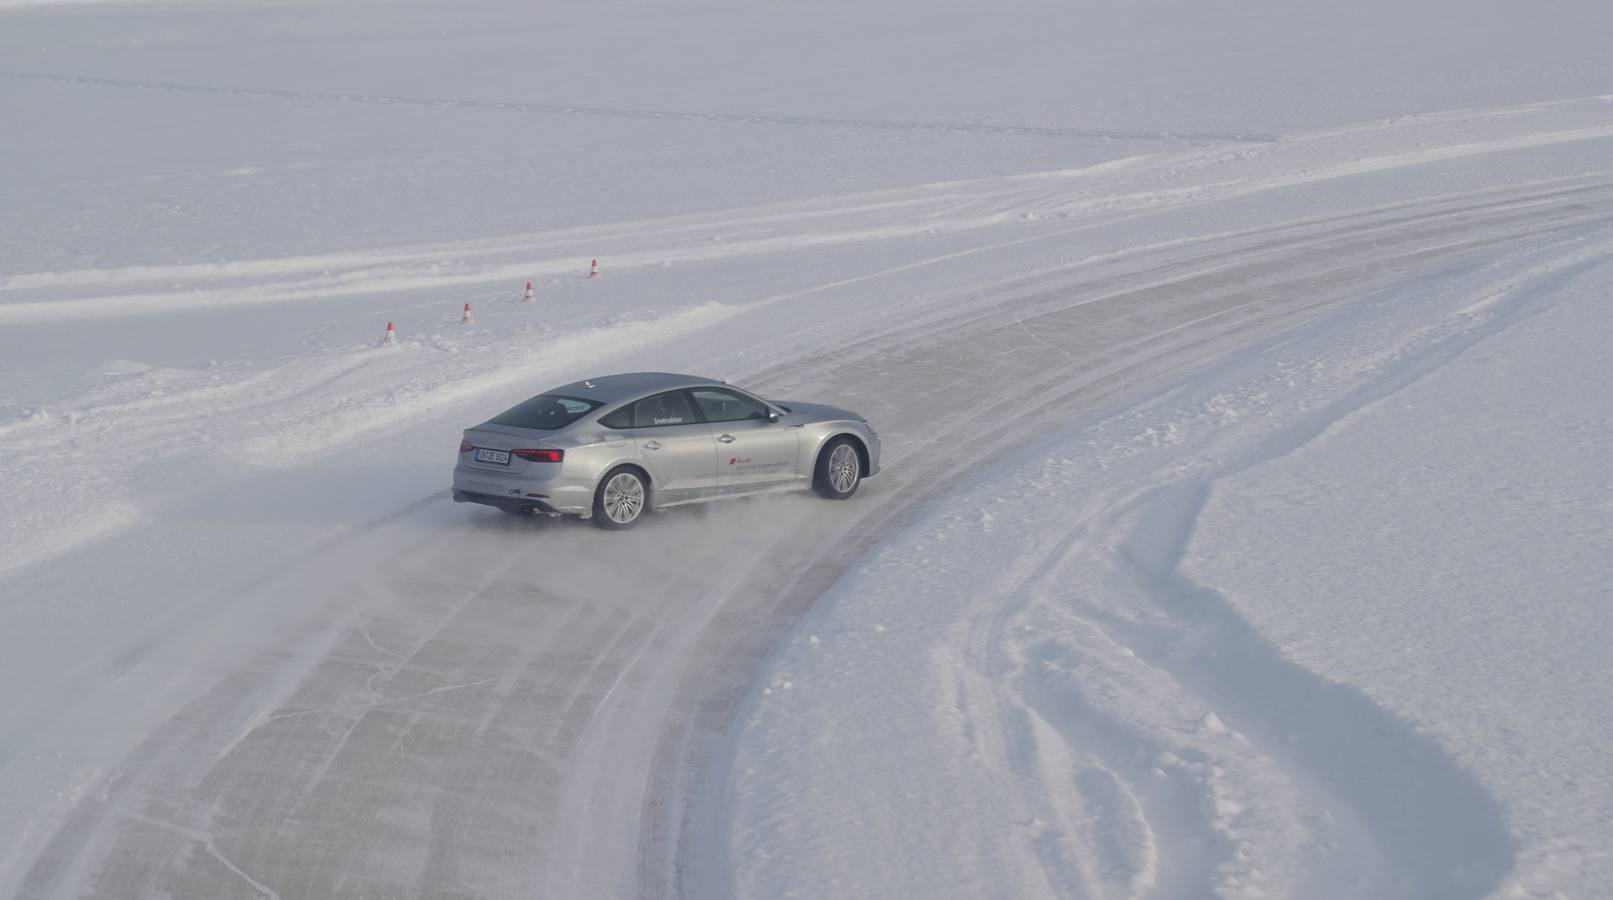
(813, 437), (862, 500)
(593, 466), (649, 529)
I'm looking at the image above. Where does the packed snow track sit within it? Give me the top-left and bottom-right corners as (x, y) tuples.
(10, 177), (1612, 899)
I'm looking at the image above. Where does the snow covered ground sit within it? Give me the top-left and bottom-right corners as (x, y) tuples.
(723, 215), (1613, 900)
(3, 1), (1612, 898)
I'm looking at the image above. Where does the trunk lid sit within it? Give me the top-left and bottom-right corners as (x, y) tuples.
(462, 424), (558, 475)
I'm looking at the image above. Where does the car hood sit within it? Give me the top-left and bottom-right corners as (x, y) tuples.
(776, 400), (863, 423)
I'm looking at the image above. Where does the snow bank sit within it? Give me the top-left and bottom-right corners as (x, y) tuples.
(723, 232), (1613, 897)
(1186, 253), (1613, 895)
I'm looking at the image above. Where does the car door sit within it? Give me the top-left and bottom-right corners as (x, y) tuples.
(614, 390), (717, 500)
(687, 387), (799, 488)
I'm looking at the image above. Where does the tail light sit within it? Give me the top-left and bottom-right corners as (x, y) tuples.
(459, 439), (474, 453)
(513, 448), (563, 462)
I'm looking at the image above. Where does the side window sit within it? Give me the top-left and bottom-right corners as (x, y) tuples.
(689, 388), (770, 423)
(632, 391), (697, 427)
(599, 406), (632, 429)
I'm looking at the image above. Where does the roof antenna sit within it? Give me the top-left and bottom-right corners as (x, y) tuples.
(584, 380), (596, 388)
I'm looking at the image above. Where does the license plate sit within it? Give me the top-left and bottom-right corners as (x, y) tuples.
(475, 448), (510, 465)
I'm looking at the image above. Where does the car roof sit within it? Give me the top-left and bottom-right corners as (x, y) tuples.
(546, 372), (727, 405)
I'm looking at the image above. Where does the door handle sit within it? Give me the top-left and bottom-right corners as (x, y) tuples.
(717, 434), (735, 443)
(642, 440), (662, 450)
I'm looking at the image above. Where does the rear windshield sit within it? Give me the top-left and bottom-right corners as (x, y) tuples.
(490, 394), (604, 430)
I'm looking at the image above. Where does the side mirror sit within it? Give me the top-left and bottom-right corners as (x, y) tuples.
(767, 409), (781, 423)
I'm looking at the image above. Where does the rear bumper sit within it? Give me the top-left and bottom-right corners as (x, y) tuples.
(452, 462), (595, 515)
(452, 489), (562, 515)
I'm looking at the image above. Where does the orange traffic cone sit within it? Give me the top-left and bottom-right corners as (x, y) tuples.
(588, 259), (599, 278)
(382, 321), (396, 346)
(461, 303), (474, 324)
(523, 281), (535, 303)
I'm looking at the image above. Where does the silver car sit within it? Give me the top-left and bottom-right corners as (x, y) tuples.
(452, 372), (881, 529)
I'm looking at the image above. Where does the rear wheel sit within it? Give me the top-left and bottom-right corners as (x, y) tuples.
(813, 437), (862, 499)
(593, 467), (648, 529)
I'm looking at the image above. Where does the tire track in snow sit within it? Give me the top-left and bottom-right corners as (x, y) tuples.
(1092, 241), (1613, 899)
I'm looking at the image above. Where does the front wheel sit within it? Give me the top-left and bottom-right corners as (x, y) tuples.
(813, 437), (862, 499)
(593, 467), (648, 529)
